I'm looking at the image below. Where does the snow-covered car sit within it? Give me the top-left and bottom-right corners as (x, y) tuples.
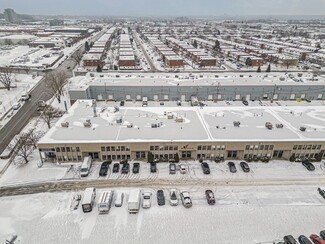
(205, 190), (216, 205)
(179, 164), (186, 174)
(180, 190), (192, 208)
(20, 94), (31, 101)
(12, 102), (21, 110)
(169, 189), (178, 206)
(142, 191), (152, 209)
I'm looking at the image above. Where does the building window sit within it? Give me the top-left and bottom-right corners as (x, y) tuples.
(77, 156), (82, 161)
(227, 151), (237, 158)
(181, 151), (192, 158)
(155, 146), (159, 151)
(127, 155), (131, 160)
(265, 145), (269, 150)
(102, 155), (107, 160)
(197, 145), (202, 150)
(116, 146), (121, 151)
(244, 154), (248, 159)
(302, 145), (307, 150)
(259, 145), (264, 150)
(298, 145), (302, 150)
(269, 145), (274, 150)
(106, 146), (110, 151)
(164, 146), (169, 150)
(111, 146), (115, 151)
(61, 147), (66, 152)
(202, 145), (207, 150)
(121, 146), (125, 151)
(136, 152), (146, 159)
(101, 147), (105, 152)
(317, 145), (322, 150)
(207, 146), (211, 151)
(174, 146), (178, 150)
(76, 147), (80, 152)
(273, 150), (283, 158)
(312, 145), (317, 150)
(307, 145), (312, 150)
(56, 147), (60, 152)
(293, 145), (298, 150)
(126, 146), (130, 151)
(169, 146), (173, 151)
(66, 147), (71, 152)
(212, 146), (216, 150)
(112, 155), (116, 160)
(71, 147), (76, 152)
(150, 146), (155, 151)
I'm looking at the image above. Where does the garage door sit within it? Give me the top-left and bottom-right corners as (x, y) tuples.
(153, 95), (159, 101)
(181, 95), (186, 101)
(246, 94), (251, 101)
(290, 94), (295, 100)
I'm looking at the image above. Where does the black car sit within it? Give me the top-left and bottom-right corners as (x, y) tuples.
(240, 161), (250, 172)
(320, 231), (325, 240)
(113, 163), (120, 173)
(121, 163), (130, 174)
(150, 162), (157, 173)
(284, 235), (297, 244)
(99, 161), (110, 176)
(318, 188), (325, 199)
(157, 190), (165, 206)
(228, 162), (237, 173)
(302, 160), (315, 171)
(298, 235), (313, 244)
(120, 100), (125, 106)
(133, 163), (140, 174)
(201, 162), (210, 174)
(242, 100), (249, 106)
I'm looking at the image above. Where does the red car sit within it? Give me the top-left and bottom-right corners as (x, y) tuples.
(310, 234), (325, 244)
(205, 190), (216, 205)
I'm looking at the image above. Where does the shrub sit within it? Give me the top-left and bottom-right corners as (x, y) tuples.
(289, 155), (296, 162)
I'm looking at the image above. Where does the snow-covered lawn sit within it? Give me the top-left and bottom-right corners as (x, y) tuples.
(1, 184), (325, 244)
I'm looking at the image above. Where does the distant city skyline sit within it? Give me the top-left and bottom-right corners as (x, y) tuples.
(0, 0), (325, 17)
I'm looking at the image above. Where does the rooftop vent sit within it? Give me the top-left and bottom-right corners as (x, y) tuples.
(167, 113), (174, 119)
(61, 122), (69, 128)
(265, 122), (273, 130)
(116, 117), (122, 124)
(127, 123), (133, 128)
(300, 126), (306, 132)
(175, 117), (184, 123)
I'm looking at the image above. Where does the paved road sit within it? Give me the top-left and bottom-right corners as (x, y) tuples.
(133, 31), (158, 72)
(1, 176), (325, 197)
(0, 31), (104, 154)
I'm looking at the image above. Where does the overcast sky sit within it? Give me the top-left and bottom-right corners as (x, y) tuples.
(1, 0), (325, 16)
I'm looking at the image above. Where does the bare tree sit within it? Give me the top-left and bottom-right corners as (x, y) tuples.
(10, 129), (43, 164)
(41, 105), (63, 128)
(72, 50), (84, 64)
(0, 67), (14, 91)
(45, 71), (68, 103)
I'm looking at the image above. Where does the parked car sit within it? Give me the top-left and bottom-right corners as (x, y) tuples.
(310, 235), (325, 244)
(150, 162), (157, 173)
(142, 191), (152, 209)
(21, 94), (31, 101)
(228, 162), (237, 173)
(240, 161), (250, 172)
(179, 164), (187, 174)
(205, 190), (216, 205)
(284, 235), (297, 244)
(201, 162), (210, 174)
(157, 190), (165, 206)
(133, 163), (140, 174)
(120, 100), (125, 106)
(99, 161), (110, 176)
(180, 190), (192, 208)
(169, 189), (178, 206)
(302, 160), (315, 171)
(242, 100), (249, 106)
(318, 188), (325, 199)
(169, 163), (176, 174)
(114, 192), (124, 207)
(298, 235), (313, 244)
(320, 231), (325, 240)
(12, 102), (21, 110)
(113, 163), (120, 173)
(121, 163), (130, 174)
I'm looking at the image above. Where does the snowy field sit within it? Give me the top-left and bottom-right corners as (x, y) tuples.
(1, 184), (325, 244)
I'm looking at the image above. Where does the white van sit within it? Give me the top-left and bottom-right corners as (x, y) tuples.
(114, 192), (124, 207)
(142, 97), (148, 107)
(82, 187), (96, 213)
(98, 191), (114, 214)
(80, 156), (92, 177)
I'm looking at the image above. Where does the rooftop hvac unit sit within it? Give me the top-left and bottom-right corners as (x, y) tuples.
(276, 123), (284, 128)
(175, 117), (184, 123)
(83, 119), (91, 127)
(265, 122), (273, 130)
(300, 126), (306, 131)
(61, 122), (69, 128)
(116, 117), (122, 124)
(233, 121), (240, 127)
(167, 113), (174, 119)
(127, 123), (133, 128)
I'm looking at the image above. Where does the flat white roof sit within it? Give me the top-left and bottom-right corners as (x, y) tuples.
(39, 100), (325, 144)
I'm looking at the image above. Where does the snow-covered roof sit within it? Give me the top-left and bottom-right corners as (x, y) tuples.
(38, 100), (325, 145)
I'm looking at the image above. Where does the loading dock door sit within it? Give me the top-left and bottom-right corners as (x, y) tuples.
(290, 94), (295, 100)
(245, 94), (251, 101)
(273, 94), (278, 100)
(181, 95), (186, 101)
